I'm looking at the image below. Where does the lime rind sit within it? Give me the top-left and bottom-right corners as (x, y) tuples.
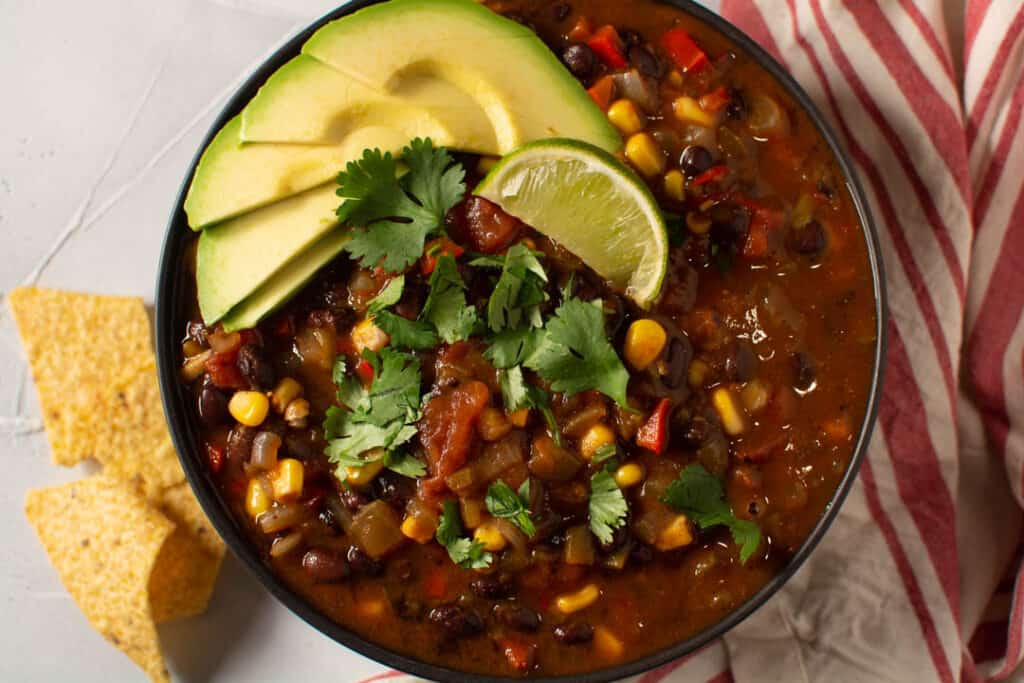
(475, 138), (668, 309)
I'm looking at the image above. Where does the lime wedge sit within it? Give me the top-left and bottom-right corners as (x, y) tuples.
(475, 138), (668, 309)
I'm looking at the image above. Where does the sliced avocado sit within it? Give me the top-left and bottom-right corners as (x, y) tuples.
(241, 55), (498, 153)
(221, 227), (350, 332)
(197, 183), (340, 325)
(302, 0), (620, 153)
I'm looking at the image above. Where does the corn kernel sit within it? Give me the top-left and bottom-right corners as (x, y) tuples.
(271, 458), (304, 502)
(460, 498), (486, 529)
(345, 453), (386, 488)
(688, 359), (710, 388)
(624, 319), (667, 370)
(507, 408), (530, 428)
(579, 423), (616, 459)
(245, 478), (271, 519)
(712, 386), (746, 435)
(741, 380), (769, 413)
(686, 211), (712, 235)
(555, 583), (600, 614)
(182, 339), (204, 357)
(673, 95), (718, 127)
(478, 407), (512, 442)
(229, 391), (270, 427)
(664, 170), (685, 202)
(357, 599), (387, 618)
(474, 521), (508, 552)
(270, 377), (303, 414)
(607, 99), (645, 135)
(401, 514), (437, 544)
(655, 514), (694, 550)
(593, 626), (625, 660)
(614, 462), (646, 488)
(624, 133), (666, 177)
(667, 70), (684, 87)
(352, 317), (389, 354)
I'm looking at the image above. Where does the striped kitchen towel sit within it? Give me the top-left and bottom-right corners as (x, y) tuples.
(359, 1), (1024, 681)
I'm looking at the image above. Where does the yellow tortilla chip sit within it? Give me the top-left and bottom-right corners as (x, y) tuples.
(149, 483), (226, 622)
(8, 287), (155, 466)
(25, 476), (172, 683)
(70, 365), (185, 498)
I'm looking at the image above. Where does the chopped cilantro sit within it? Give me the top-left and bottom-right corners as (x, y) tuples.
(366, 275), (405, 314)
(485, 480), (535, 537)
(526, 297), (631, 407)
(592, 443), (619, 464)
(382, 450), (427, 478)
(436, 500), (492, 570)
(336, 139), (465, 272)
(589, 469), (628, 545)
(420, 254), (479, 343)
(373, 310), (439, 350)
(484, 327), (545, 369)
(471, 244), (548, 332)
(661, 464), (762, 563)
(497, 367), (562, 446)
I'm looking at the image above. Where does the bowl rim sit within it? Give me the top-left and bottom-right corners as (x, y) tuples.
(154, 1), (887, 680)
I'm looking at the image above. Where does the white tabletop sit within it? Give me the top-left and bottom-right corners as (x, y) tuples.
(0, 1), (713, 681)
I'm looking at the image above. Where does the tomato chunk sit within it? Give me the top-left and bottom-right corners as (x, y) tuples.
(205, 350), (246, 389)
(419, 380), (491, 496)
(421, 237), (465, 275)
(447, 196), (524, 254)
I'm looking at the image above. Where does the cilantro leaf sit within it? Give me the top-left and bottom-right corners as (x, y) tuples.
(485, 480), (535, 537)
(421, 254), (479, 343)
(367, 275), (405, 314)
(526, 297), (630, 407)
(336, 139), (465, 272)
(589, 469), (628, 545)
(484, 327), (545, 369)
(383, 451), (427, 478)
(472, 244), (548, 332)
(436, 500), (493, 569)
(373, 310), (439, 350)
(661, 464), (763, 563)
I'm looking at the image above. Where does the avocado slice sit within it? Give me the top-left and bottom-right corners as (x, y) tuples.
(197, 183), (341, 325)
(302, 0), (620, 153)
(220, 227), (350, 332)
(241, 55), (499, 153)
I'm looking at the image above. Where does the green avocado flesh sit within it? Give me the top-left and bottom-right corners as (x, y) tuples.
(189, 0), (621, 329)
(220, 227), (350, 332)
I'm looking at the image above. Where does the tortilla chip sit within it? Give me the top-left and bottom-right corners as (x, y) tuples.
(149, 483), (226, 622)
(8, 287), (155, 466)
(25, 476), (172, 683)
(70, 365), (185, 498)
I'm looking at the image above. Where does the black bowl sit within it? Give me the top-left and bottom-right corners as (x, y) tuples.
(155, 1), (887, 680)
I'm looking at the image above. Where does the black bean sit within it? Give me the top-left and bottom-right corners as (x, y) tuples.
(470, 576), (511, 600)
(710, 203), (751, 246)
(225, 425), (256, 467)
(682, 415), (710, 448)
(495, 604), (541, 633)
(373, 471), (412, 506)
(725, 87), (747, 120)
(629, 543), (654, 565)
(237, 344), (274, 390)
(660, 336), (693, 390)
(339, 487), (369, 511)
(553, 3), (571, 21)
(317, 506), (340, 533)
(301, 548), (349, 583)
(599, 522), (629, 554)
(427, 605), (485, 638)
(562, 44), (596, 79)
(620, 28), (642, 47)
(793, 352), (817, 392)
(346, 545), (384, 576)
(679, 145), (714, 177)
(197, 380), (228, 427)
(553, 622), (594, 644)
(307, 309), (336, 330)
(283, 432), (317, 461)
(628, 45), (662, 78)
(725, 341), (758, 382)
(788, 219), (828, 257)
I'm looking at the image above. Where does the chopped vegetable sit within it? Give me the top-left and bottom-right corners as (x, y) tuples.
(635, 398), (672, 454)
(661, 27), (708, 72)
(421, 237), (465, 276)
(588, 469), (628, 545)
(555, 583), (600, 614)
(661, 464), (762, 563)
(587, 75), (615, 110)
(485, 480), (535, 537)
(587, 25), (627, 68)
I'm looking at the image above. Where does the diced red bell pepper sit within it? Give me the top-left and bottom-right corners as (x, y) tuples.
(421, 237), (465, 275)
(635, 398), (673, 454)
(206, 444), (225, 475)
(205, 350), (246, 389)
(740, 201), (785, 260)
(499, 637), (537, 673)
(588, 25), (628, 69)
(587, 75), (615, 110)
(661, 27), (709, 73)
(699, 86), (731, 113)
(691, 164), (729, 187)
(355, 358), (375, 383)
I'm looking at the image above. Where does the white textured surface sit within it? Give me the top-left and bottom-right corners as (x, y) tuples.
(0, 1), (717, 682)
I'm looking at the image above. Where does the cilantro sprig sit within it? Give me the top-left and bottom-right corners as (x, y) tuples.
(421, 254), (479, 343)
(661, 464), (762, 563)
(336, 138), (465, 273)
(589, 469), (628, 545)
(471, 244), (548, 332)
(436, 500), (492, 569)
(485, 480), (535, 537)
